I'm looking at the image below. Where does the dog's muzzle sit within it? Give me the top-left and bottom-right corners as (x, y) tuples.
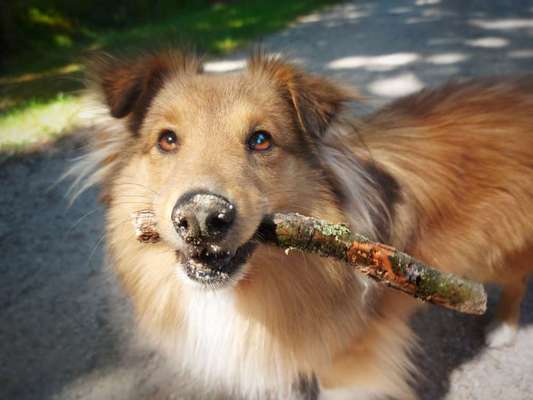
(172, 190), (255, 286)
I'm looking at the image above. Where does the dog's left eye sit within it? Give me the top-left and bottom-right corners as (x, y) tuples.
(247, 130), (272, 152)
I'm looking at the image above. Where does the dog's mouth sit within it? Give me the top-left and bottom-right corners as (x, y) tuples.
(177, 241), (257, 287)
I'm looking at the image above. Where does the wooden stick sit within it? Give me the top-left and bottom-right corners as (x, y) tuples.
(260, 213), (486, 315)
(131, 210), (487, 315)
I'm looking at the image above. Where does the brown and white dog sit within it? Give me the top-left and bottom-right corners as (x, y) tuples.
(71, 50), (533, 399)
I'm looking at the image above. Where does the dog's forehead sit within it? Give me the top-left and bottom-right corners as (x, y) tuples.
(164, 71), (277, 107)
(152, 71), (284, 128)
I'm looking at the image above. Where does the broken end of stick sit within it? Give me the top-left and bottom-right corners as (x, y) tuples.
(132, 210), (160, 243)
(448, 282), (487, 315)
(419, 279), (487, 315)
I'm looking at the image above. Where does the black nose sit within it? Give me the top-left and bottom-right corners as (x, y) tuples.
(172, 191), (235, 245)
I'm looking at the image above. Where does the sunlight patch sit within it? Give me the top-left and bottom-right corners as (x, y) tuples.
(327, 53), (419, 71)
(426, 53), (468, 64)
(508, 49), (533, 59)
(367, 73), (424, 98)
(389, 7), (412, 14)
(0, 96), (83, 150)
(299, 13), (321, 23)
(470, 18), (533, 30)
(465, 37), (509, 48)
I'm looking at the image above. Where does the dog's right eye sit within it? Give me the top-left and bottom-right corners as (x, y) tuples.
(158, 130), (178, 153)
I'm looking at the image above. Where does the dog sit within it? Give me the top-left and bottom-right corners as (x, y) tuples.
(71, 50), (533, 399)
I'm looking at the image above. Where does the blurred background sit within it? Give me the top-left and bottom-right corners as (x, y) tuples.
(0, 0), (335, 154)
(1, 1), (533, 399)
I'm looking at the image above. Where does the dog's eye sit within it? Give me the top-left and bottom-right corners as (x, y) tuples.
(247, 130), (272, 152)
(158, 130), (178, 153)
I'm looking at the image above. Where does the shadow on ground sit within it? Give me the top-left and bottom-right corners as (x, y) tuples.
(0, 137), (125, 400)
(412, 283), (533, 400)
(2, 1), (533, 399)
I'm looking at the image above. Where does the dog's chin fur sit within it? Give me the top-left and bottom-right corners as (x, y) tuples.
(69, 51), (533, 399)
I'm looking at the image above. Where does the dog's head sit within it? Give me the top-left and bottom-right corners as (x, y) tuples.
(83, 50), (385, 290)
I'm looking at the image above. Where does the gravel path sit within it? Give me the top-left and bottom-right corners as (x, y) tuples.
(2, 1), (533, 399)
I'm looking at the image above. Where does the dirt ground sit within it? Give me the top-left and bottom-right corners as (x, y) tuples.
(2, 1), (533, 399)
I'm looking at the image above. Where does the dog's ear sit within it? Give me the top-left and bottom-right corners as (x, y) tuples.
(248, 54), (357, 138)
(88, 51), (202, 132)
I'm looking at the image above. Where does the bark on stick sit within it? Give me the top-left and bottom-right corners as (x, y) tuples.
(132, 210), (487, 315)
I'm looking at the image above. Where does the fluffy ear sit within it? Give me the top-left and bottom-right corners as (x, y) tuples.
(248, 54), (357, 138)
(87, 51), (202, 132)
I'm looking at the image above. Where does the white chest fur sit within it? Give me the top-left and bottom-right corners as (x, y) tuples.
(161, 289), (301, 399)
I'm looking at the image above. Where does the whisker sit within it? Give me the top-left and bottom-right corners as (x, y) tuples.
(65, 207), (103, 238)
(116, 176), (160, 192)
(113, 194), (155, 199)
(113, 181), (159, 195)
(109, 201), (155, 207)
(86, 232), (108, 269)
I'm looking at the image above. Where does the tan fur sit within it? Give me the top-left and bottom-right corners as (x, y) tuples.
(365, 78), (533, 278)
(73, 50), (533, 399)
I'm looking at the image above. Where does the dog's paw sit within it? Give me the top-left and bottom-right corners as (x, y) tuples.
(485, 321), (518, 348)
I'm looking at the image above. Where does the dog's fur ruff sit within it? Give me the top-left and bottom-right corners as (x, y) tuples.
(69, 50), (533, 399)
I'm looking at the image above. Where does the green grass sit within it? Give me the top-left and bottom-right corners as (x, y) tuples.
(0, 0), (336, 152)
(0, 94), (82, 153)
